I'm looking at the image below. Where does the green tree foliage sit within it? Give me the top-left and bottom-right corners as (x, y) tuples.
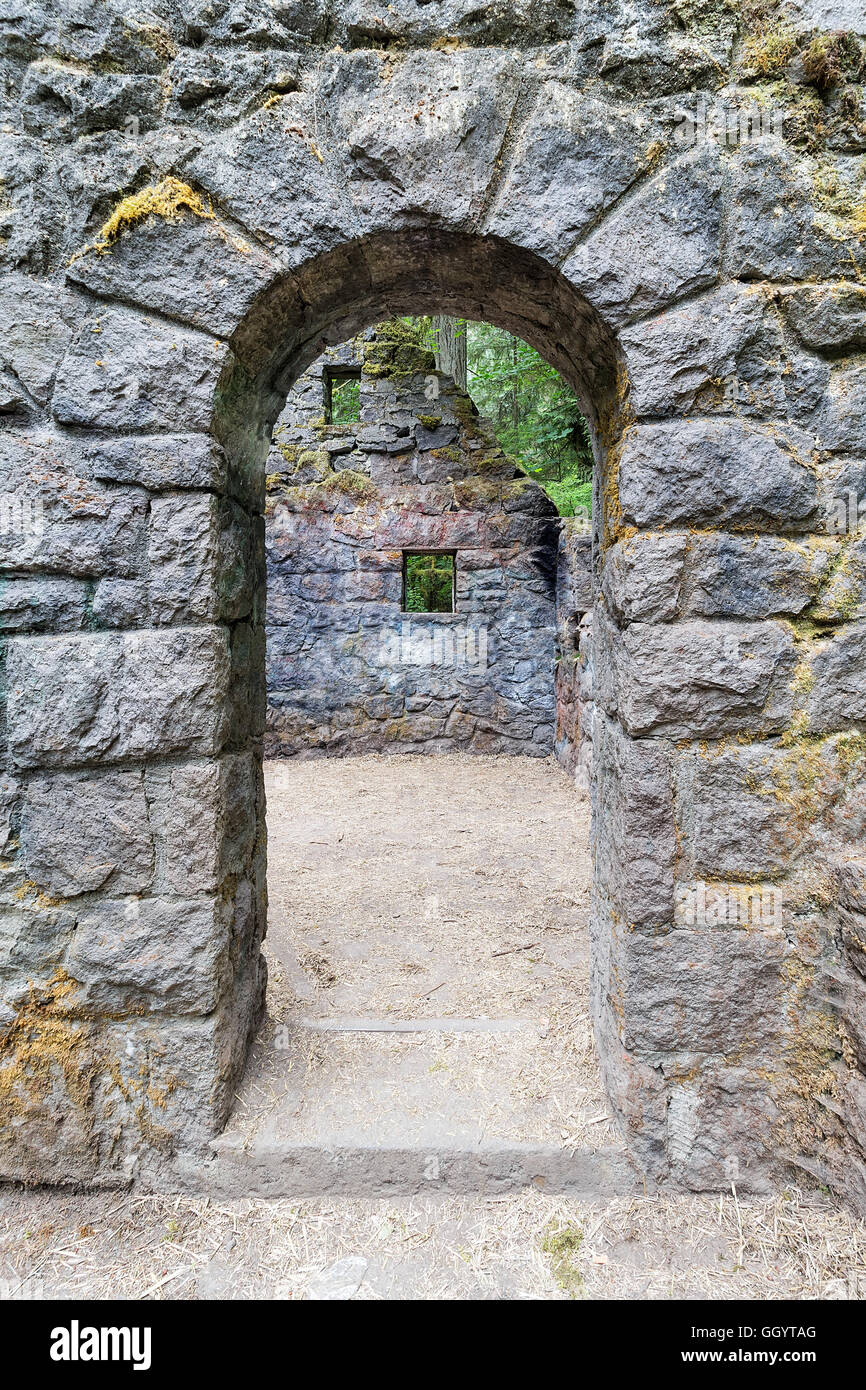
(408, 318), (593, 517)
(404, 553), (455, 612)
(465, 322), (593, 517)
(329, 375), (360, 423)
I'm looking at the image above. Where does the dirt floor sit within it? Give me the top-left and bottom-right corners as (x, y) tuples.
(1, 754), (865, 1300)
(224, 754), (617, 1153)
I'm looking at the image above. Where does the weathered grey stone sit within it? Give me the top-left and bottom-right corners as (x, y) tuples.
(146, 753), (261, 896)
(726, 142), (866, 283)
(67, 209), (282, 340)
(147, 494), (259, 626)
(613, 921), (788, 1055)
(680, 534), (831, 620)
(817, 364), (866, 455)
(182, 93), (351, 267)
(0, 901), (75, 991)
(92, 579), (150, 629)
(621, 283), (829, 422)
(593, 711), (676, 928)
(0, 577), (88, 631)
(563, 145), (723, 327)
(674, 743), (823, 879)
(618, 421), (819, 532)
(87, 434), (229, 495)
(319, 49), (520, 238)
(601, 534), (686, 624)
(487, 88), (663, 262)
(52, 310), (229, 432)
(68, 896), (231, 1015)
(0, 272), (75, 405)
(20, 61), (161, 139)
(781, 282), (866, 351)
(0, 431), (148, 579)
(809, 623), (866, 733)
(6, 628), (231, 768)
(20, 770), (154, 897)
(838, 861), (866, 915)
(165, 47), (300, 127)
(603, 614), (796, 739)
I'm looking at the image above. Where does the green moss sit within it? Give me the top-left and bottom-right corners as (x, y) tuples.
(363, 339), (435, 378)
(321, 469), (377, 500)
(274, 441), (298, 466)
(743, 22), (797, 77)
(417, 414), (442, 430)
(801, 30), (863, 92)
(540, 1222), (586, 1298)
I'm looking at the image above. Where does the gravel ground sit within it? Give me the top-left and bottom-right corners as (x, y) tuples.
(0, 1187), (863, 1300)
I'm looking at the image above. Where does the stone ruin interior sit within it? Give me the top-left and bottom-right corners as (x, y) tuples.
(209, 318), (606, 1196)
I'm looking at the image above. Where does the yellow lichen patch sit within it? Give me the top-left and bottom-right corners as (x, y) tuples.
(91, 177), (214, 254)
(640, 139), (666, 171)
(790, 659), (815, 698)
(835, 731), (866, 771)
(0, 970), (92, 1126)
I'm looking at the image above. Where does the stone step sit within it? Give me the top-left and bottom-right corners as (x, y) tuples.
(177, 1139), (646, 1199)
(162, 1014), (645, 1198)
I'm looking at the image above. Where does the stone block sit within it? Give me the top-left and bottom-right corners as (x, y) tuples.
(20, 769), (154, 897)
(67, 895), (231, 1015)
(6, 628), (231, 768)
(563, 144), (722, 326)
(593, 710), (676, 928)
(601, 533), (686, 624)
(67, 205), (281, 340)
(618, 421), (819, 532)
(607, 614), (796, 739)
(52, 310), (229, 432)
(87, 434), (229, 495)
(0, 430), (148, 579)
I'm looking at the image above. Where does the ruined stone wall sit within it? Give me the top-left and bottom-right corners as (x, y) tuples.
(1, 0), (865, 1206)
(264, 325), (559, 757)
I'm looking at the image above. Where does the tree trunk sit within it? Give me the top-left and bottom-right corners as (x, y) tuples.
(433, 316), (467, 393)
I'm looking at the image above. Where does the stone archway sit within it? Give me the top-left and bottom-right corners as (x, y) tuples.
(2, 30), (865, 1203)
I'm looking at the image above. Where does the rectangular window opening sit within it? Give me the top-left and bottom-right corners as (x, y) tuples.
(324, 368), (361, 424)
(402, 551), (456, 613)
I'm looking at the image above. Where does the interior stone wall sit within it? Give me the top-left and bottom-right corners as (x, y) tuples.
(1, 0), (865, 1206)
(264, 323), (559, 758)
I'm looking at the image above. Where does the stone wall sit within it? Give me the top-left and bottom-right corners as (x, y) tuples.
(264, 324), (559, 757)
(554, 519), (594, 788)
(1, 0), (865, 1207)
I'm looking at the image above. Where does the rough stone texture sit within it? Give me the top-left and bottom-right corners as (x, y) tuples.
(554, 519), (593, 788)
(0, 0), (864, 1207)
(265, 325), (558, 757)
